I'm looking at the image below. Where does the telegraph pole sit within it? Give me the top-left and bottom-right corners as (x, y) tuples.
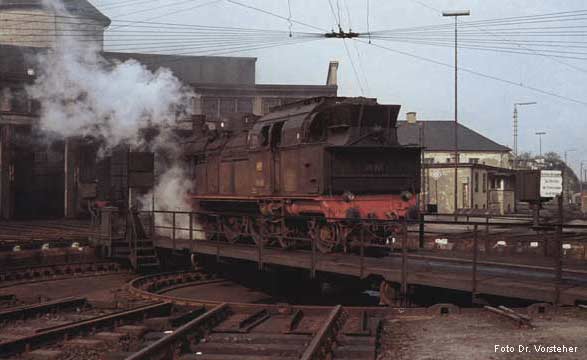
(512, 102), (536, 168)
(564, 149), (576, 204)
(535, 131), (546, 157)
(443, 10), (470, 217)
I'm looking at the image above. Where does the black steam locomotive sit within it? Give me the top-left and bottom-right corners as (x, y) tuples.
(185, 97), (421, 252)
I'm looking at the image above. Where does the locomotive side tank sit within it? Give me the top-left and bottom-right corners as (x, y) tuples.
(187, 97), (421, 252)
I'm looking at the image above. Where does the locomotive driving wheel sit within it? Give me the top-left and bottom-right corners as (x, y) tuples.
(221, 216), (245, 244)
(199, 215), (220, 242)
(249, 217), (270, 246)
(278, 221), (297, 249)
(312, 221), (340, 253)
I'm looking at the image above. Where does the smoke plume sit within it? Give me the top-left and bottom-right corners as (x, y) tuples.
(27, 1), (196, 221)
(27, 40), (193, 148)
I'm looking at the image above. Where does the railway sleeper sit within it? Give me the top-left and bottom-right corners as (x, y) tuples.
(189, 342), (304, 357)
(204, 332), (312, 345)
(180, 355), (298, 360)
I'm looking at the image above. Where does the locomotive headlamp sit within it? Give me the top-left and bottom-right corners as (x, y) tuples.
(401, 191), (413, 201)
(342, 191), (355, 202)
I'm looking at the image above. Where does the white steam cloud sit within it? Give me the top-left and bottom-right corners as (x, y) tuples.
(27, 0), (196, 223)
(27, 39), (194, 148)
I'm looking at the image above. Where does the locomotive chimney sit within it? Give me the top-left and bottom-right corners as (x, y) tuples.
(407, 112), (417, 124)
(326, 61), (339, 86)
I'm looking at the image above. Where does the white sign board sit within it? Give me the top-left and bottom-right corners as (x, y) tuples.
(540, 170), (563, 198)
(431, 170), (442, 180)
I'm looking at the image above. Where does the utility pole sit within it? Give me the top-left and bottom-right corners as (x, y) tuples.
(535, 131), (546, 157)
(443, 9), (470, 217)
(564, 149), (576, 204)
(512, 102), (536, 169)
(580, 161), (585, 196)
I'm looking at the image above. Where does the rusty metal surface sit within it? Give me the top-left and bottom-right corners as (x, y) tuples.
(125, 303), (229, 360)
(0, 219), (95, 246)
(0, 301), (172, 357)
(0, 261), (123, 288)
(0, 296), (87, 322)
(124, 271), (385, 360)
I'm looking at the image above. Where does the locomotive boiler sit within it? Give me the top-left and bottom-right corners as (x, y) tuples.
(187, 97), (421, 252)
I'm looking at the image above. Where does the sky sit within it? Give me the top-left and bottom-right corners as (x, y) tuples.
(92, 0), (587, 174)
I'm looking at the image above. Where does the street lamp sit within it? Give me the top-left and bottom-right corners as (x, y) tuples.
(564, 149), (576, 203)
(535, 131), (546, 157)
(581, 161), (586, 195)
(513, 102), (536, 168)
(443, 9), (470, 216)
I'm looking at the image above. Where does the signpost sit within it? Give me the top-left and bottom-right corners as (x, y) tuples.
(540, 170), (563, 198)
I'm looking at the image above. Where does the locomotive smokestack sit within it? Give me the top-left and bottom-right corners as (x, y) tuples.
(326, 61), (339, 86)
(407, 112), (417, 124)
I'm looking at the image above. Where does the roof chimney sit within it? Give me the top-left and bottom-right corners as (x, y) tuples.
(326, 61), (339, 86)
(407, 112), (417, 124)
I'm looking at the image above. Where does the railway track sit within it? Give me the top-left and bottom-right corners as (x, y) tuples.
(0, 270), (386, 359)
(0, 300), (384, 360)
(124, 270), (386, 360)
(0, 261), (125, 288)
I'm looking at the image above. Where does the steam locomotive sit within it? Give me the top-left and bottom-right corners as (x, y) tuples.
(186, 97), (421, 252)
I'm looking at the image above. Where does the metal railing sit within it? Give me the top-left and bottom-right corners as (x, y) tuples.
(100, 207), (587, 306)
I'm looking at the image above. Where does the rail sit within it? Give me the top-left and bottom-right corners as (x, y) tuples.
(300, 305), (345, 360)
(125, 303), (229, 360)
(0, 302), (171, 357)
(0, 297), (86, 322)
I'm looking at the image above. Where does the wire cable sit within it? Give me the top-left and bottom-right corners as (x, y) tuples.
(355, 39), (587, 106)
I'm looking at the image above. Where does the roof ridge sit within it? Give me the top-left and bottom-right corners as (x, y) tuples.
(397, 120), (510, 152)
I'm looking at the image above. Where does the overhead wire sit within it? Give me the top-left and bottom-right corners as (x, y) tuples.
(355, 39), (587, 106)
(224, 0), (328, 32)
(401, 0), (587, 75)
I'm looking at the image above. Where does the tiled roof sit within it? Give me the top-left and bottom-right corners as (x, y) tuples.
(398, 120), (510, 152)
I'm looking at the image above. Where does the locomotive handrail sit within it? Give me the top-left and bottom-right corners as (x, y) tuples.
(139, 209), (587, 230)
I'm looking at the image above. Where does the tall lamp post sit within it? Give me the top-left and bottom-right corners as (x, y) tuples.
(443, 9), (470, 217)
(513, 101), (536, 168)
(564, 149), (576, 203)
(535, 131), (546, 157)
(581, 160), (586, 196)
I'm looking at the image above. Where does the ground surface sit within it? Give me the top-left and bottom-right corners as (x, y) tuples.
(164, 279), (275, 303)
(0, 273), (134, 304)
(380, 308), (587, 360)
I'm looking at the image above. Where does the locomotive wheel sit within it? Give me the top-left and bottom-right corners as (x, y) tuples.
(249, 217), (270, 246)
(277, 223), (296, 249)
(314, 223), (339, 253)
(222, 217), (244, 244)
(200, 216), (220, 242)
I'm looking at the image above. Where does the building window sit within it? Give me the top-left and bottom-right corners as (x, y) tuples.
(219, 98), (236, 116)
(0, 88), (12, 112)
(11, 88), (30, 114)
(446, 158), (452, 163)
(262, 98), (280, 114)
(474, 172), (479, 193)
(482, 173), (487, 193)
(203, 97), (219, 120)
(237, 98), (253, 113)
(469, 158), (479, 164)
